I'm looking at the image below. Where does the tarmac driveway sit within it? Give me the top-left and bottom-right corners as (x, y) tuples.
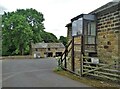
(2, 58), (91, 87)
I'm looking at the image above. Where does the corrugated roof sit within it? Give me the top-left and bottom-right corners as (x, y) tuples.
(32, 43), (65, 48)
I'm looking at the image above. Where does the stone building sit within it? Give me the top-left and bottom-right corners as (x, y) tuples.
(66, 23), (72, 41)
(66, 1), (120, 63)
(65, 14), (97, 73)
(32, 43), (65, 58)
(90, 1), (120, 63)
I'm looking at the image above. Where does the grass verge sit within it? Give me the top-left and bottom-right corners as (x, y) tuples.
(54, 67), (120, 89)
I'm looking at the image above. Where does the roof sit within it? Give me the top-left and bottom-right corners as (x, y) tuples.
(65, 23), (72, 27)
(89, 1), (120, 14)
(32, 43), (65, 49)
(70, 1), (120, 22)
(71, 14), (84, 22)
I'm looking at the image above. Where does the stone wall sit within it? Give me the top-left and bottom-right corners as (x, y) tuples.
(96, 2), (120, 63)
(66, 1), (120, 63)
(66, 23), (72, 42)
(32, 47), (65, 58)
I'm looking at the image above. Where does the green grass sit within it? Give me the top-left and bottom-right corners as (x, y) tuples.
(54, 69), (120, 89)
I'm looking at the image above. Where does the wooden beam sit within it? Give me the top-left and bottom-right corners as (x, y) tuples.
(83, 65), (96, 69)
(102, 68), (120, 73)
(83, 62), (106, 66)
(87, 73), (119, 82)
(71, 37), (75, 72)
(64, 49), (67, 68)
(67, 47), (72, 54)
(94, 71), (120, 78)
(80, 54), (83, 76)
(83, 63), (114, 75)
(83, 56), (98, 59)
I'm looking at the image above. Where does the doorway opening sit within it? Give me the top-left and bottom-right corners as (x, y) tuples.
(55, 52), (62, 57)
(47, 52), (53, 57)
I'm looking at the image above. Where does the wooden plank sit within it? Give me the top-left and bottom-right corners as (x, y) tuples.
(83, 69), (89, 71)
(87, 73), (119, 81)
(102, 68), (120, 73)
(83, 65), (96, 69)
(64, 49), (67, 68)
(66, 40), (72, 48)
(68, 47), (72, 53)
(83, 56), (98, 59)
(83, 63), (114, 75)
(80, 54), (83, 76)
(85, 50), (96, 53)
(71, 37), (75, 72)
(83, 62), (106, 66)
(94, 71), (120, 78)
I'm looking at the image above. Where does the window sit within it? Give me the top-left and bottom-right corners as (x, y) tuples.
(87, 22), (96, 36)
(35, 48), (38, 51)
(72, 18), (83, 36)
(87, 36), (95, 44)
(48, 48), (50, 51)
(85, 21), (96, 44)
(77, 18), (83, 35)
(72, 20), (78, 36)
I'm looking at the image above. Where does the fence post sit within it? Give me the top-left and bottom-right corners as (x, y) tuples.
(64, 49), (67, 68)
(80, 54), (83, 77)
(58, 57), (61, 67)
(59, 55), (62, 67)
(71, 37), (75, 72)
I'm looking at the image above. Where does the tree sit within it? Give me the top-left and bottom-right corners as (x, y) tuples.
(2, 8), (59, 56)
(16, 8), (45, 43)
(59, 36), (68, 47)
(2, 8), (45, 55)
(2, 13), (33, 55)
(40, 31), (59, 43)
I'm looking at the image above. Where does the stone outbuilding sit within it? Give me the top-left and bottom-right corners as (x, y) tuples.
(90, 1), (120, 63)
(66, 1), (120, 63)
(32, 43), (65, 58)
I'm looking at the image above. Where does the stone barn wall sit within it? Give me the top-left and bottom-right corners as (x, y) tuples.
(66, 1), (120, 64)
(91, 2), (120, 63)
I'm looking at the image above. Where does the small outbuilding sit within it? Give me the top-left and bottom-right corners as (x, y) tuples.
(32, 43), (65, 58)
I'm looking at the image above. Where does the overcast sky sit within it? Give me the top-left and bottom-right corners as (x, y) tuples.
(0, 0), (112, 38)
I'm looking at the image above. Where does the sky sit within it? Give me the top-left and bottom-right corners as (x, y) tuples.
(0, 0), (113, 38)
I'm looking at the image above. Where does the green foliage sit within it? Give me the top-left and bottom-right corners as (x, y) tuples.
(2, 8), (59, 56)
(40, 31), (59, 43)
(2, 8), (44, 55)
(54, 67), (63, 72)
(59, 36), (68, 47)
(15, 8), (45, 43)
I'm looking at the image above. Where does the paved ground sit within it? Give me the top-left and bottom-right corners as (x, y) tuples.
(2, 58), (92, 87)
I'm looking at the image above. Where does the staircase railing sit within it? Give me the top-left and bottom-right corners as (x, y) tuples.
(58, 40), (72, 69)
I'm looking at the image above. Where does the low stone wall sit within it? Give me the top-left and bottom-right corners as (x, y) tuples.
(2, 55), (34, 60)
